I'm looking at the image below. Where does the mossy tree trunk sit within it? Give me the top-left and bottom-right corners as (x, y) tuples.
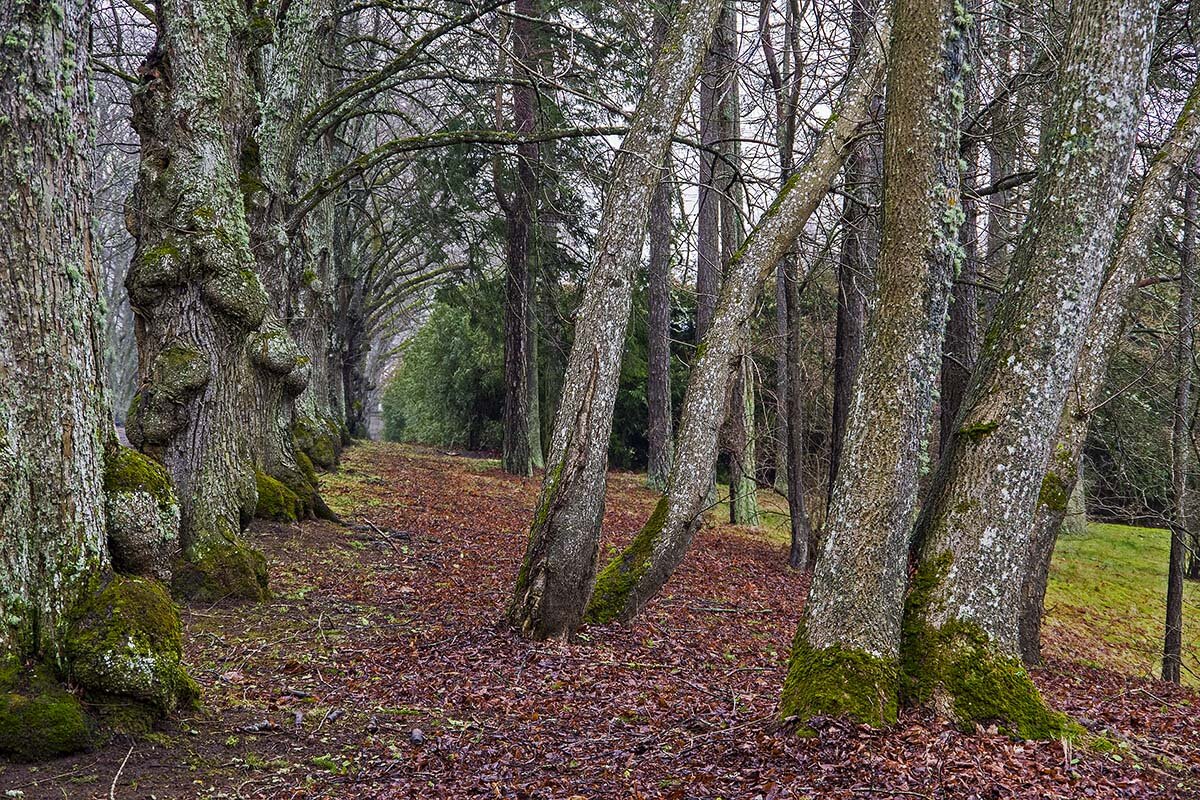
(1017, 72), (1200, 667)
(0, 0), (110, 664)
(904, 0), (1157, 735)
(585, 18), (889, 625)
(507, 0), (727, 640)
(126, 0), (272, 600)
(781, 0), (963, 728)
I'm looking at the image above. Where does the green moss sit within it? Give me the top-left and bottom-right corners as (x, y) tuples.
(293, 418), (339, 469)
(296, 451), (318, 487)
(104, 446), (176, 510)
(254, 471), (301, 522)
(0, 663), (91, 760)
(958, 420), (1000, 441)
(173, 537), (269, 602)
(900, 552), (1075, 740)
(152, 344), (210, 400)
(585, 496), (668, 624)
(202, 268), (269, 329)
(65, 576), (198, 714)
(779, 628), (899, 728)
(1038, 471), (1070, 512)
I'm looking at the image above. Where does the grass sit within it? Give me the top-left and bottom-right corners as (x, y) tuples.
(1043, 522), (1200, 686)
(713, 485), (1200, 687)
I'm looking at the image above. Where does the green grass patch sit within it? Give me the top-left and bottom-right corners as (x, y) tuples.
(1044, 522), (1200, 686)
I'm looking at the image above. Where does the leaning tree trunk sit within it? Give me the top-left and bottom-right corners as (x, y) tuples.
(508, 0), (727, 641)
(647, 175), (675, 491)
(502, 0), (540, 477)
(0, 0), (196, 759)
(780, 0), (962, 727)
(585, 13), (889, 625)
(904, 0), (1156, 738)
(1164, 167), (1195, 684)
(1017, 73), (1200, 667)
(126, 0), (272, 600)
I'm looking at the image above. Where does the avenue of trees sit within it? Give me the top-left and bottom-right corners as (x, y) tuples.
(1, 0), (1198, 760)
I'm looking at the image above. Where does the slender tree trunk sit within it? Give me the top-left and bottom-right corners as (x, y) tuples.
(502, 0), (540, 477)
(904, 0), (1157, 736)
(940, 9), (981, 452)
(126, 0), (272, 600)
(780, 0), (962, 727)
(695, 8), (727, 345)
(585, 16), (889, 624)
(508, 0), (727, 640)
(785, 253), (815, 569)
(647, 175), (675, 491)
(1164, 167), (1195, 683)
(828, 0), (882, 498)
(1017, 76), (1200, 667)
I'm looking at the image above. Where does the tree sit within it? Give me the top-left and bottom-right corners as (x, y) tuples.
(779, 0), (963, 726)
(508, 0), (728, 640)
(1164, 158), (1195, 684)
(0, 0), (193, 759)
(903, 0), (1157, 735)
(585, 11), (890, 624)
(1018, 72), (1200, 666)
(646, 173), (675, 491)
(125, 0), (273, 600)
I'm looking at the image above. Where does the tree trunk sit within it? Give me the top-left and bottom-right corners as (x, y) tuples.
(585, 15), (889, 624)
(904, 0), (1156, 737)
(1164, 164), (1194, 683)
(126, 0), (271, 601)
(508, 0), (727, 640)
(1017, 74), (1200, 667)
(828, 0), (882, 498)
(0, 0), (195, 756)
(502, 0), (540, 477)
(647, 175), (675, 491)
(785, 252), (816, 569)
(781, 0), (962, 727)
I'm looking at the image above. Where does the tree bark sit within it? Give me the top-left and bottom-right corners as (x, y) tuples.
(126, 0), (272, 600)
(502, 0), (540, 477)
(1017, 74), (1200, 667)
(1164, 163), (1194, 684)
(905, 0), (1157, 736)
(508, 0), (727, 640)
(781, 0), (962, 727)
(647, 174), (675, 491)
(828, 0), (882, 498)
(585, 13), (889, 625)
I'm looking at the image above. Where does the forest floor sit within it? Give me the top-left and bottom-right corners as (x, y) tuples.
(2, 442), (1199, 799)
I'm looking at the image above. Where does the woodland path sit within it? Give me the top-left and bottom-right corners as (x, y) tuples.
(2, 443), (1198, 799)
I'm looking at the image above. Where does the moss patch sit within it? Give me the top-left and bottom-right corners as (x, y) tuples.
(174, 537), (269, 602)
(779, 627), (899, 728)
(900, 552), (1076, 740)
(104, 445), (176, 510)
(294, 418), (338, 469)
(0, 663), (91, 760)
(66, 576), (198, 714)
(255, 470), (302, 522)
(585, 496), (668, 624)
(1038, 471), (1070, 513)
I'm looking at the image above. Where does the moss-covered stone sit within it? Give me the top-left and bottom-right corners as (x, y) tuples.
(900, 552), (1077, 740)
(173, 537), (269, 602)
(104, 446), (175, 509)
(585, 496), (668, 624)
(104, 446), (181, 581)
(0, 663), (91, 761)
(65, 576), (198, 714)
(255, 470), (302, 522)
(779, 628), (899, 728)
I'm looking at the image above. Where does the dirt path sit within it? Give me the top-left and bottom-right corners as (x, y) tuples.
(2, 442), (1197, 799)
